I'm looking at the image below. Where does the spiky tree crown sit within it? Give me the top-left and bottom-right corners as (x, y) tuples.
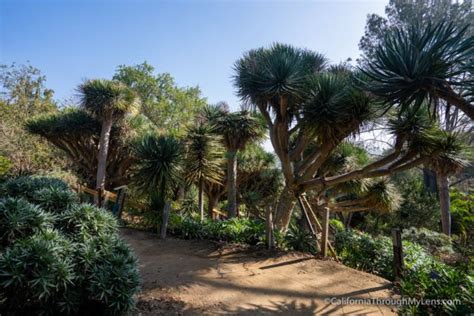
(78, 79), (138, 121)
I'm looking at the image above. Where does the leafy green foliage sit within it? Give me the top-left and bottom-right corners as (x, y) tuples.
(1, 175), (69, 200)
(335, 230), (394, 278)
(334, 228), (474, 314)
(57, 203), (118, 242)
(0, 229), (76, 314)
(0, 63), (64, 175)
(113, 62), (206, 135)
(400, 261), (474, 315)
(169, 215), (265, 245)
(0, 175), (140, 315)
(0, 197), (54, 247)
(32, 187), (79, 213)
(79, 235), (140, 315)
(450, 190), (474, 247)
(283, 224), (318, 254)
(402, 227), (455, 257)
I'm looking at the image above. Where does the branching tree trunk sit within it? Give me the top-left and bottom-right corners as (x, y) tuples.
(274, 186), (297, 230)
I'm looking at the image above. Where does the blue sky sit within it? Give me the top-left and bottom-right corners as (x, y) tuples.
(1, 0), (386, 109)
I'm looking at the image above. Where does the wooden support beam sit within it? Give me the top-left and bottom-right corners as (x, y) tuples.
(301, 196), (338, 259)
(321, 207), (330, 257)
(297, 197), (317, 236)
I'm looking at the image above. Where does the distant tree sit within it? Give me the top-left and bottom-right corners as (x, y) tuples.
(237, 143), (282, 218)
(132, 134), (182, 236)
(113, 62), (206, 135)
(205, 105), (265, 218)
(0, 63), (62, 175)
(27, 109), (136, 188)
(359, 0), (473, 63)
(78, 79), (137, 205)
(183, 124), (224, 221)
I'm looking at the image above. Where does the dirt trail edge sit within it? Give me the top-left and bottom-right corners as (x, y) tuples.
(121, 228), (398, 315)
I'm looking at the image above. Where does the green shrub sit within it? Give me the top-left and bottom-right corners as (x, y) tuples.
(58, 203), (118, 242)
(284, 224), (318, 254)
(334, 228), (473, 314)
(329, 218), (345, 232)
(0, 175), (140, 315)
(0, 197), (54, 247)
(334, 229), (393, 279)
(402, 227), (455, 257)
(75, 235), (140, 315)
(32, 186), (79, 213)
(400, 262), (474, 314)
(0, 229), (76, 314)
(1, 175), (69, 200)
(450, 190), (474, 246)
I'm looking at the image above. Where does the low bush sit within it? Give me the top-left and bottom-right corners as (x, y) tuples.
(0, 197), (54, 247)
(58, 203), (118, 242)
(0, 229), (76, 314)
(283, 223), (318, 254)
(334, 228), (474, 314)
(334, 229), (394, 278)
(0, 176), (140, 315)
(32, 186), (79, 213)
(402, 227), (455, 257)
(1, 175), (69, 200)
(169, 215), (265, 245)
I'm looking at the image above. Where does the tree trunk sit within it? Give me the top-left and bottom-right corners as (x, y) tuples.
(423, 168), (437, 193)
(438, 88), (474, 121)
(95, 118), (114, 206)
(198, 178), (204, 222)
(227, 150), (238, 218)
(265, 206), (275, 250)
(207, 194), (219, 219)
(437, 174), (451, 236)
(274, 186), (296, 231)
(344, 212), (353, 230)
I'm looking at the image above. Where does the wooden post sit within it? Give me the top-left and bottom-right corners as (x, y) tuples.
(160, 202), (171, 239)
(265, 206), (275, 250)
(392, 228), (404, 281)
(112, 185), (127, 219)
(321, 207), (330, 257)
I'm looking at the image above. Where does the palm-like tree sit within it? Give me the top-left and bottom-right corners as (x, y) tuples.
(427, 132), (468, 235)
(360, 21), (474, 120)
(211, 108), (265, 218)
(234, 43), (461, 231)
(132, 134), (182, 236)
(183, 124), (224, 221)
(78, 79), (137, 205)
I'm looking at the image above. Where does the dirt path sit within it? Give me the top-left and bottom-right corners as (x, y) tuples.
(121, 228), (398, 315)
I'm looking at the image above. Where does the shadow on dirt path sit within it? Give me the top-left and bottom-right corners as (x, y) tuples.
(120, 228), (398, 315)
